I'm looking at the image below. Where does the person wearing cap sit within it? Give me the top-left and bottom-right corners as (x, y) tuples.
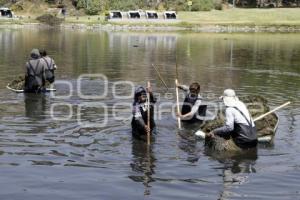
(177, 82), (206, 123)
(131, 85), (156, 140)
(39, 49), (57, 84)
(206, 89), (258, 149)
(24, 49), (47, 93)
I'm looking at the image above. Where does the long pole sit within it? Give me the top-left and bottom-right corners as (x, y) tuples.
(175, 79), (182, 129)
(254, 101), (291, 122)
(152, 64), (169, 90)
(175, 51), (182, 129)
(147, 81), (151, 145)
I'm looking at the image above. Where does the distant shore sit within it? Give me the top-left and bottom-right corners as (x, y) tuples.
(63, 23), (300, 33)
(1, 8), (300, 33)
(1, 22), (300, 33)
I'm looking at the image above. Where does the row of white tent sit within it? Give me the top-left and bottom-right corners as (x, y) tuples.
(0, 7), (14, 18)
(108, 11), (177, 20)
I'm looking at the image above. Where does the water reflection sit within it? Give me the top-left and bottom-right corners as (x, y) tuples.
(178, 130), (200, 163)
(205, 148), (258, 200)
(220, 159), (257, 200)
(24, 93), (47, 119)
(129, 139), (156, 196)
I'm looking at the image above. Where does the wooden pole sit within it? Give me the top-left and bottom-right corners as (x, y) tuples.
(152, 64), (169, 90)
(147, 81), (151, 145)
(175, 79), (182, 129)
(254, 101), (291, 122)
(175, 51), (181, 129)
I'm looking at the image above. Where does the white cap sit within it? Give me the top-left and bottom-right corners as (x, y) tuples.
(220, 89), (239, 107)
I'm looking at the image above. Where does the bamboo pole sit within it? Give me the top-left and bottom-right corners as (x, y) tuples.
(175, 79), (182, 129)
(152, 64), (169, 90)
(175, 53), (182, 129)
(147, 81), (151, 145)
(254, 101), (291, 122)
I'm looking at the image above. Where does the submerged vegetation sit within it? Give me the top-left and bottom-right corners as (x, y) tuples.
(8, 76), (51, 90)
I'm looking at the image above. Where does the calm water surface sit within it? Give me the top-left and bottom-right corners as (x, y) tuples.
(0, 29), (299, 200)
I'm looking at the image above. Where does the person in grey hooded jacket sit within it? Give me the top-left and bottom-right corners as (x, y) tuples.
(24, 49), (47, 93)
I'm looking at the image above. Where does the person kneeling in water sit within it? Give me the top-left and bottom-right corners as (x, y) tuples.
(206, 89), (258, 150)
(131, 86), (156, 140)
(177, 82), (206, 123)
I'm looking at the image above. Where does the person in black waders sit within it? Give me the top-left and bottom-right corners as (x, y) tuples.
(24, 49), (47, 93)
(206, 89), (258, 150)
(177, 82), (206, 123)
(131, 86), (156, 141)
(39, 49), (57, 84)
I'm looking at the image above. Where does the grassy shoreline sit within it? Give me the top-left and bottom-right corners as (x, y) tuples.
(1, 8), (300, 31)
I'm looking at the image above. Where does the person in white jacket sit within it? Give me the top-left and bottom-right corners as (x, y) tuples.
(206, 89), (258, 149)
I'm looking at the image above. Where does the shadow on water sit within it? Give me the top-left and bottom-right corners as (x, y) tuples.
(129, 138), (156, 196)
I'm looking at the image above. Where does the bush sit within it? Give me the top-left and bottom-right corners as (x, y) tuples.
(0, 0), (9, 6)
(11, 3), (24, 12)
(85, 0), (101, 15)
(109, 0), (140, 10)
(214, 0), (223, 10)
(169, 0), (186, 11)
(85, 6), (99, 15)
(45, 0), (57, 4)
(191, 0), (214, 11)
(36, 14), (63, 26)
(157, 2), (165, 11)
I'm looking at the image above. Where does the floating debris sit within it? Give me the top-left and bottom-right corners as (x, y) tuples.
(8, 76), (25, 90)
(7, 76), (52, 90)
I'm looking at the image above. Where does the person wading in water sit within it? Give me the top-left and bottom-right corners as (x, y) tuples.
(39, 49), (57, 84)
(24, 49), (47, 93)
(131, 86), (156, 141)
(177, 82), (206, 123)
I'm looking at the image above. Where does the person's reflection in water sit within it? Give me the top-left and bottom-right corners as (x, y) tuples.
(205, 147), (258, 200)
(129, 138), (156, 196)
(178, 131), (201, 163)
(24, 93), (47, 120)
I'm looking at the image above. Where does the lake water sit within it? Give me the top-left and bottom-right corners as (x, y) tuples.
(0, 28), (299, 200)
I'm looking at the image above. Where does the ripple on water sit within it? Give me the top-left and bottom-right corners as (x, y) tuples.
(0, 31), (299, 199)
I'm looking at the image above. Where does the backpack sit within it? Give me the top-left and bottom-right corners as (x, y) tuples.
(43, 57), (55, 83)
